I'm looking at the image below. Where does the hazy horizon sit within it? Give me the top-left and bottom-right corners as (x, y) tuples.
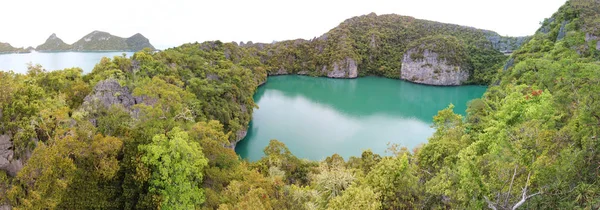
(2, 0), (567, 50)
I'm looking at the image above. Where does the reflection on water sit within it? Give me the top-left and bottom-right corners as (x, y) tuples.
(236, 76), (487, 161)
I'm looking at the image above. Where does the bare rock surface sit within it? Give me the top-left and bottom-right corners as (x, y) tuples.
(327, 57), (358, 78)
(400, 49), (469, 86)
(82, 79), (139, 110)
(0, 135), (24, 177)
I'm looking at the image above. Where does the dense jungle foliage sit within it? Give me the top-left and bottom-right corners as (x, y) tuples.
(1, 0), (600, 209)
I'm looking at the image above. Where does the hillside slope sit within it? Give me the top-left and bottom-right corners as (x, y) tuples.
(35, 33), (72, 51)
(416, 0), (600, 208)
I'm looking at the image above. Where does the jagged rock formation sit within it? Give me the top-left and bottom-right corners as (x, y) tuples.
(485, 33), (530, 53)
(80, 79), (160, 130)
(35, 33), (71, 51)
(82, 79), (140, 110)
(35, 31), (155, 52)
(80, 79), (151, 123)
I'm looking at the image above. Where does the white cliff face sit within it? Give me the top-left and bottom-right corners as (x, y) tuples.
(400, 49), (469, 86)
(327, 57), (358, 78)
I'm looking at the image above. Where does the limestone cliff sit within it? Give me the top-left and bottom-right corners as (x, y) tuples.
(400, 35), (471, 85)
(401, 49), (469, 86)
(326, 58), (358, 78)
(265, 57), (358, 79)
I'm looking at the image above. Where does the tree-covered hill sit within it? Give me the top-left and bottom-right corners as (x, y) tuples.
(35, 33), (72, 51)
(0, 42), (30, 54)
(236, 13), (526, 85)
(1, 0), (600, 209)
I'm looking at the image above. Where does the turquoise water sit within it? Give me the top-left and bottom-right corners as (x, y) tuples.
(235, 75), (487, 161)
(0, 52), (133, 73)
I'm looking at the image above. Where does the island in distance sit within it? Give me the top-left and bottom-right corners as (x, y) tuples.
(0, 42), (32, 54)
(0, 31), (155, 53)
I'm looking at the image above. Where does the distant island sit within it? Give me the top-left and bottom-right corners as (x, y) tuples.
(0, 31), (155, 53)
(0, 42), (31, 54)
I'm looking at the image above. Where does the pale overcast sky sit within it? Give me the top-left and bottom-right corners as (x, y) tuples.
(2, 0), (567, 49)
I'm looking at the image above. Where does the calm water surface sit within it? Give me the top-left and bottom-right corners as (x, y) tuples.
(236, 75), (486, 161)
(0, 52), (133, 73)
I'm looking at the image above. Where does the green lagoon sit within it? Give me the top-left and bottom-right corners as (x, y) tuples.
(236, 75), (486, 161)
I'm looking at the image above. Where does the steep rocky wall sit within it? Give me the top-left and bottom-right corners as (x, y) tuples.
(0, 135), (25, 177)
(266, 57), (358, 79)
(400, 49), (469, 86)
(326, 57), (358, 78)
(227, 129), (248, 149)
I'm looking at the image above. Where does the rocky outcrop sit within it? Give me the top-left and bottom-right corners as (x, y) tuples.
(504, 57), (515, 71)
(227, 105), (251, 149)
(485, 33), (529, 53)
(557, 21), (569, 41)
(80, 79), (155, 123)
(83, 79), (140, 111)
(539, 17), (555, 34)
(327, 58), (358, 78)
(235, 129), (247, 142)
(0, 204), (11, 210)
(585, 33), (600, 50)
(400, 49), (469, 86)
(226, 129), (248, 149)
(269, 68), (288, 76)
(0, 135), (24, 177)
